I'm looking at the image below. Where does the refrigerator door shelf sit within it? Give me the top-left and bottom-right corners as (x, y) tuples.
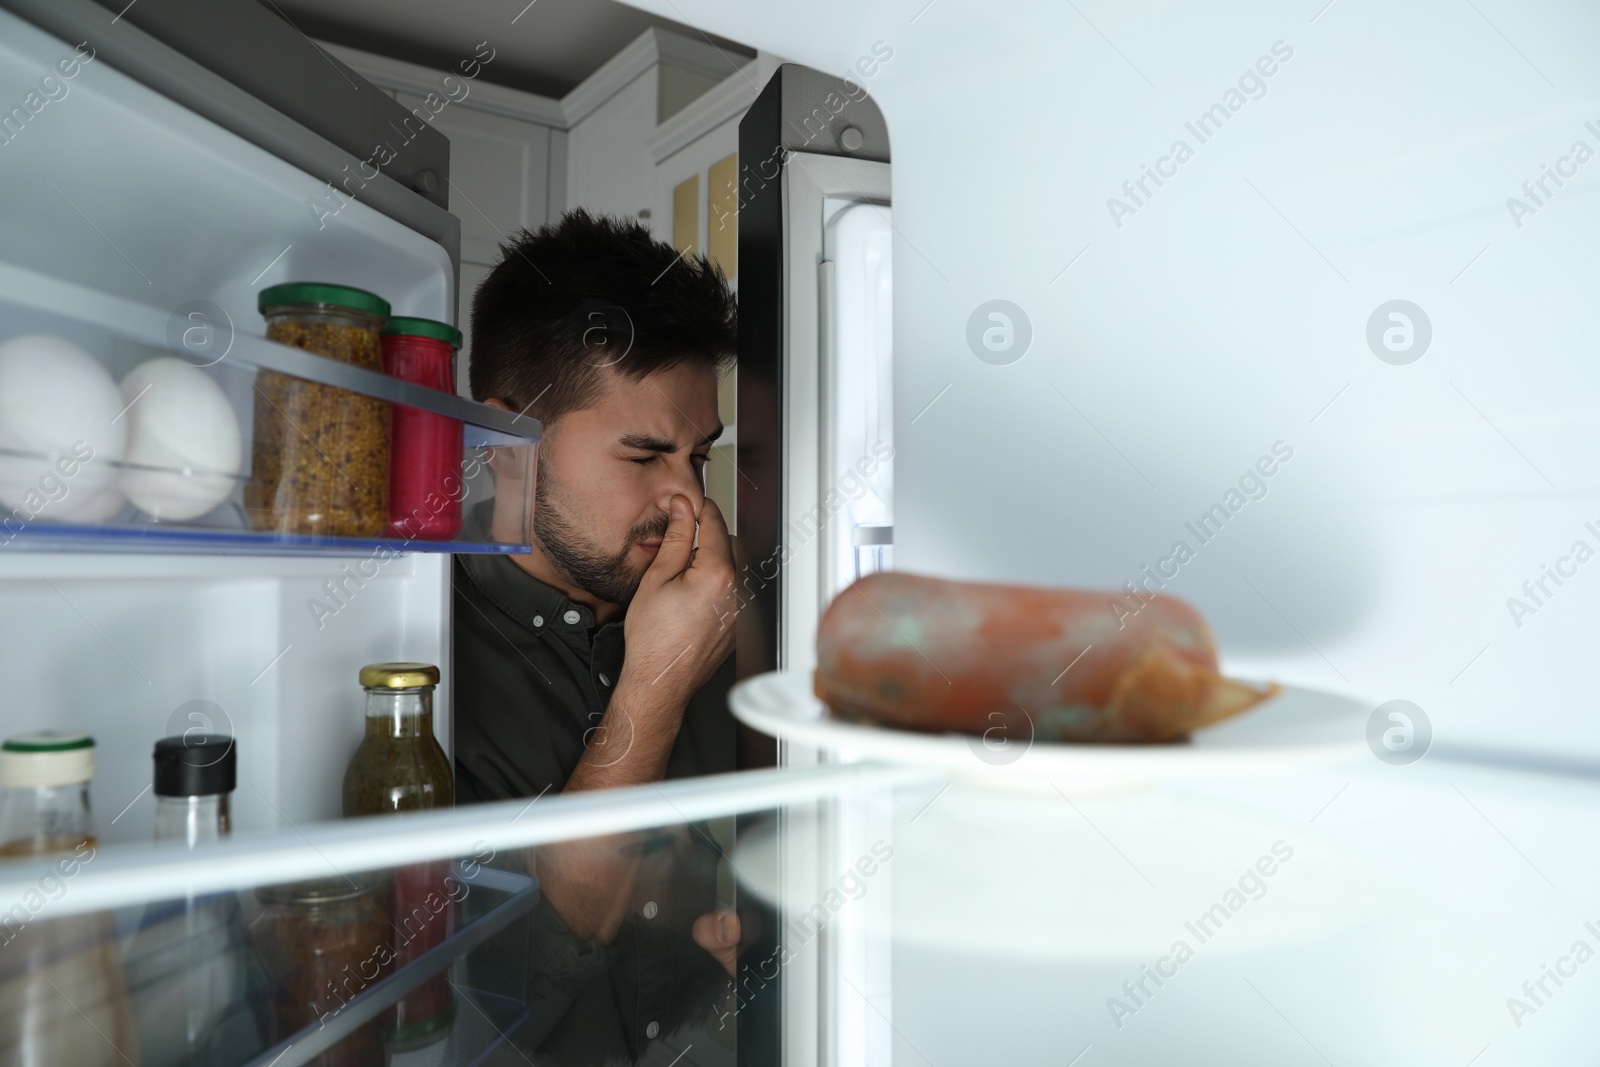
(0, 268), (537, 555)
(0, 520), (532, 557)
(0, 264), (540, 444)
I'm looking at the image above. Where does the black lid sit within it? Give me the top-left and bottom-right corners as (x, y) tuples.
(152, 734), (236, 797)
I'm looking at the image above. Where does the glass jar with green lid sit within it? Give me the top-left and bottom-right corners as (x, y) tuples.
(0, 729), (97, 856)
(0, 731), (141, 1067)
(248, 282), (392, 537)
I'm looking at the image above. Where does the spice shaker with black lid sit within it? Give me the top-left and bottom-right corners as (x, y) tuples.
(152, 732), (235, 845)
(126, 733), (268, 1065)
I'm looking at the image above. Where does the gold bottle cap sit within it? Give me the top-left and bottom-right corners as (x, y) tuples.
(358, 662), (440, 689)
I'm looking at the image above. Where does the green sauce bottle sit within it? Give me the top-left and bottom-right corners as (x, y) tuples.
(342, 662), (456, 1050)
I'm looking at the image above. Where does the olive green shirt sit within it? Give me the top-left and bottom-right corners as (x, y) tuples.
(451, 538), (736, 1066)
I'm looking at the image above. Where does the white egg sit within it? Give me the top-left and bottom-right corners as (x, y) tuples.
(118, 358), (243, 521)
(0, 334), (127, 517)
(53, 485), (127, 523)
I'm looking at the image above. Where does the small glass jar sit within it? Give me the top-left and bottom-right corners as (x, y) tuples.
(251, 875), (388, 1067)
(343, 663), (455, 1047)
(0, 732), (140, 1067)
(0, 731), (96, 857)
(381, 317), (464, 541)
(248, 282), (392, 537)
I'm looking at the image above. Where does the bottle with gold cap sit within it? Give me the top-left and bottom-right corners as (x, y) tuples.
(0, 731), (141, 1066)
(343, 662), (451, 817)
(342, 663), (455, 1048)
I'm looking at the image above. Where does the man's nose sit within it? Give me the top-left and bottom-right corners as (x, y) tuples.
(658, 456), (705, 515)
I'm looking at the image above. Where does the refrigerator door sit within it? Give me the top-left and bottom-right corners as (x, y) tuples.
(737, 65), (897, 1067)
(821, 200), (894, 594)
(0, 2), (539, 845)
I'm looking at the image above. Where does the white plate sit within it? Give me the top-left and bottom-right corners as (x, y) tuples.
(729, 669), (1373, 793)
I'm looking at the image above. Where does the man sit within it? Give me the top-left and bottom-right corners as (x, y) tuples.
(453, 210), (746, 1064)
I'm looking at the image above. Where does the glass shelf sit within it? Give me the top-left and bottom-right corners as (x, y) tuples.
(0, 764), (925, 1067)
(0, 519), (531, 556)
(240, 864), (538, 1067)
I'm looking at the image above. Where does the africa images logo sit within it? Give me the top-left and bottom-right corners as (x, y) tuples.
(965, 300), (1032, 365)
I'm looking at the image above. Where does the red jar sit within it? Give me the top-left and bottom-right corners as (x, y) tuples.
(381, 318), (464, 540)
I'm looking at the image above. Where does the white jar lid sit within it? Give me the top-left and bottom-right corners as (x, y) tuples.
(0, 732), (94, 788)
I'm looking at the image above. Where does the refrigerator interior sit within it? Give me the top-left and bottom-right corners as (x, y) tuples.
(0, 6), (475, 839)
(687, 0), (1600, 1057)
(8, 0), (1600, 1058)
(622, 1), (1600, 747)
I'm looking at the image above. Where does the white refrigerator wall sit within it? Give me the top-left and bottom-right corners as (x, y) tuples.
(0, 12), (453, 329)
(0, 10), (458, 842)
(623, 0), (1600, 756)
(0, 555), (450, 845)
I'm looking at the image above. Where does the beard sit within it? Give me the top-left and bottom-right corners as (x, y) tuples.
(531, 446), (668, 609)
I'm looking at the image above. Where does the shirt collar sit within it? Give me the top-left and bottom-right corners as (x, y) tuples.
(464, 550), (627, 645)
(458, 500), (612, 634)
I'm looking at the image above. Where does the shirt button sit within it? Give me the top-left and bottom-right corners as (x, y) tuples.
(642, 900), (657, 919)
(563, 609), (581, 625)
(532, 615), (544, 628)
(645, 1021), (659, 1039)
(599, 672), (612, 687)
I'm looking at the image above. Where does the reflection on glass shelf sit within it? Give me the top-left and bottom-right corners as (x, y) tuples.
(0, 519), (531, 556)
(238, 864), (536, 1067)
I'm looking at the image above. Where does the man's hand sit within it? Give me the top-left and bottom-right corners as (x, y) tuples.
(692, 907), (741, 977)
(619, 494), (738, 702)
(544, 495), (738, 943)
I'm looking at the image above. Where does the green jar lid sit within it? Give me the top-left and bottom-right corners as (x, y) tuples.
(259, 282), (391, 319)
(3, 731), (93, 753)
(384, 316), (462, 348)
(2, 731), (94, 787)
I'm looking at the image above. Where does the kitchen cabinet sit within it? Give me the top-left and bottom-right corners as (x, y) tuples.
(394, 92), (556, 267)
(322, 41), (567, 397)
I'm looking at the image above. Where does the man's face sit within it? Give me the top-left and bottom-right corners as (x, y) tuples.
(531, 362), (722, 608)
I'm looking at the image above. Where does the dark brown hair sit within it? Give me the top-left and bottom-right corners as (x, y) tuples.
(468, 209), (736, 422)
